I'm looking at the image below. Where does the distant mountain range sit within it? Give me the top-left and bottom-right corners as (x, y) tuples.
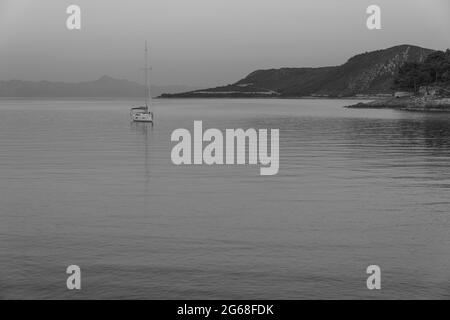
(0, 75), (199, 98)
(0, 45), (436, 99)
(161, 45), (434, 98)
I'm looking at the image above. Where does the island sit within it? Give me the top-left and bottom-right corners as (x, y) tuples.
(346, 49), (450, 112)
(161, 45), (450, 113)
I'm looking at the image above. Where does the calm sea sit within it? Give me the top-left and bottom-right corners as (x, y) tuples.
(0, 98), (449, 299)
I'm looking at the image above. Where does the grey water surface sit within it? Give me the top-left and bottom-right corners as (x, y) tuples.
(0, 98), (449, 299)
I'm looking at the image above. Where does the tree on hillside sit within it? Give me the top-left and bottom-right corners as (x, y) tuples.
(440, 49), (450, 82)
(393, 62), (432, 93)
(422, 50), (450, 82)
(393, 49), (450, 93)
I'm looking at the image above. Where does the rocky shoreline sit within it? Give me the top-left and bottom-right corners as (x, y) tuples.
(345, 96), (450, 112)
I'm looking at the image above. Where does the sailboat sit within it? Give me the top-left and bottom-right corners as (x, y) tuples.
(130, 41), (154, 123)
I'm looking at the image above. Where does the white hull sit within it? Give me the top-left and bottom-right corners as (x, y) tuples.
(131, 112), (153, 123)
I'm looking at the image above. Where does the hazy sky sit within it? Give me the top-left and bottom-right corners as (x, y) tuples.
(1, 0), (449, 86)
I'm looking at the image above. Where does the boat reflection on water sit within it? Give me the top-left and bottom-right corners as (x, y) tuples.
(130, 121), (154, 199)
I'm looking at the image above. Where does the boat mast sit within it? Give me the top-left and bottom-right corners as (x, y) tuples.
(144, 41), (149, 110)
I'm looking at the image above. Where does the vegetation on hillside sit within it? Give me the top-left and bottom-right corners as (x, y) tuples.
(162, 45), (435, 98)
(393, 49), (450, 93)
